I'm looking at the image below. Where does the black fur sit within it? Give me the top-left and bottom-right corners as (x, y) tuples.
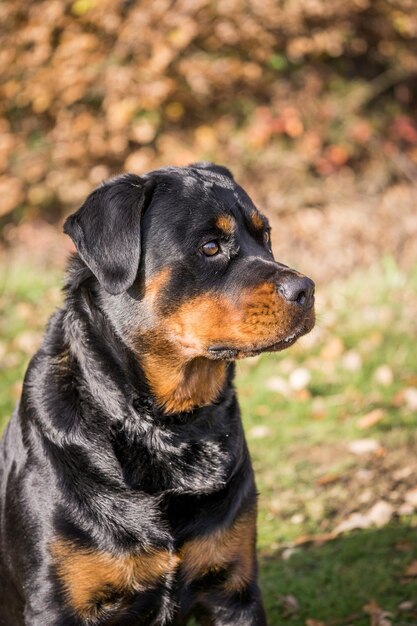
(0, 163), (315, 625)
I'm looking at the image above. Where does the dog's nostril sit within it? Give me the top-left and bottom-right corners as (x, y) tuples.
(277, 274), (315, 308)
(296, 290), (307, 306)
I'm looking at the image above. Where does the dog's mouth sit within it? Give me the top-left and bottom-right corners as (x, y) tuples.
(207, 318), (315, 361)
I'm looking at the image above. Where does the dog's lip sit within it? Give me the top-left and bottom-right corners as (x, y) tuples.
(207, 323), (312, 360)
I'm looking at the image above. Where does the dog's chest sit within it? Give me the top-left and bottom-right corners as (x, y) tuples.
(50, 409), (250, 620)
(51, 504), (256, 624)
(111, 413), (240, 495)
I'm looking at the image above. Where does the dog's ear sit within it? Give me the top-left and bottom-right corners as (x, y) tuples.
(191, 162), (234, 180)
(64, 174), (150, 295)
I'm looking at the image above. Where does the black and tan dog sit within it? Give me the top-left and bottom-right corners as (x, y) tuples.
(0, 163), (315, 626)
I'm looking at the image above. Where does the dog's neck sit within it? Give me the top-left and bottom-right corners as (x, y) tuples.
(138, 342), (229, 414)
(63, 269), (230, 417)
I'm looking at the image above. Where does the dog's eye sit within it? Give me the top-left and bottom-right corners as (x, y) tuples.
(201, 241), (220, 256)
(264, 231), (270, 246)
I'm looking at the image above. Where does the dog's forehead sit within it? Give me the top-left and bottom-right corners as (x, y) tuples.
(159, 169), (256, 217)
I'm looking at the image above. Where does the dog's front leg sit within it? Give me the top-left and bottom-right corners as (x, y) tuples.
(194, 583), (267, 626)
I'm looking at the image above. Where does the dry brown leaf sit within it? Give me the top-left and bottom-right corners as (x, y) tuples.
(278, 594), (300, 616)
(404, 487), (417, 507)
(294, 531), (337, 546)
(320, 337), (345, 360)
(363, 600), (392, 626)
(395, 540), (414, 552)
(357, 409), (385, 430)
(316, 473), (341, 486)
(404, 560), (417, 577)
(373, 365), (393, 386)
(0, 177), (23, 217)
(348, 439), (382, 455)
(334, 501), (393, 534)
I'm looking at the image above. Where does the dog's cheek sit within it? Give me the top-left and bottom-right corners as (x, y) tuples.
(163, 294), (238, 352)
(164, 285), (297, 350)
(238, 283), (297, 343)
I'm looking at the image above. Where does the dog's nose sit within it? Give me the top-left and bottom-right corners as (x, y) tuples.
(277, 273), (315, 308)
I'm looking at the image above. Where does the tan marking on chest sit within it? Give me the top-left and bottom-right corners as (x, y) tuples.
(51, 541), (179, 617)
(180, 508), (257, 592)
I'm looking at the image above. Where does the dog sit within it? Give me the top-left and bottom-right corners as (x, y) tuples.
(0, 162), (315, 626)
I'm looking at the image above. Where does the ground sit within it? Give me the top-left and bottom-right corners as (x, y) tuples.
(1, 251), (417, 625)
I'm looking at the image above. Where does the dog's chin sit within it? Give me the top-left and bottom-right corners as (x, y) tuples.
(207, 317), (315, 361)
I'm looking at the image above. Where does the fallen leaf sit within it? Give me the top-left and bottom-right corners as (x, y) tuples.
(0, 177), (23, 217)
(278, 594), (300, 616)
(334, 501), (393, 534)
(254, 405), (270, 416)
(294, 532), (337, 546)
(393, 467), (413, 481)
(294, 388), (311, 401)
(348, 439), (382, 455)
(248, 425), (271, 439)
(404, 387), (417, 411)
(265, 376), (289, 395)
(355, 469), (373, 483)
(363, 600), (392, 626)
(404, 561), (417, 577)
(367, 501), (394, 527)
(404, 487), (417, 507)
(395, 540), (414, 552)
(288, 367), (311, 391)
(342, 350), (362, 372)
(320, 336), (344, 360)
(373, 365), (393, 386)
(357, 409), (385, 430)
(334, 512), (370, 534)
(316, 473), (341, 486)
(398, 503), (415, 516)
(14, 331), (41, 354)
(398, 600), (414, 611)
(281, 546), (301, 560)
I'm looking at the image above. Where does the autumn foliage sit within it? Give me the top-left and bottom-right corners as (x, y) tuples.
(1, 0), (417, 224)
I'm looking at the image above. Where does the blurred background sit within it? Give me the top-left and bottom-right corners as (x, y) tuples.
(1, 1), (417, 624)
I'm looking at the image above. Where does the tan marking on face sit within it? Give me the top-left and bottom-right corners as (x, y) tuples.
(143, 267), (172, 306)
(51, 541), (179, 617)
(181, 507), (257, 592)
(215, 214), (235, 235)
(164, 283), (294, 353)
(250, 210), (264, 231)
(132, 274), (311, 413)
(133, 274), (231, 412)
(126, 201), (311, 413)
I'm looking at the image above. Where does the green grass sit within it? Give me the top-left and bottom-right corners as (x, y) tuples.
(0, 262), (61, 426)
(260, 523), (417, 625)
(1, 257), (417, 624)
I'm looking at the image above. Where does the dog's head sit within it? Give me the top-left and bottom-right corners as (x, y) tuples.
(64, 163), (315, 412)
